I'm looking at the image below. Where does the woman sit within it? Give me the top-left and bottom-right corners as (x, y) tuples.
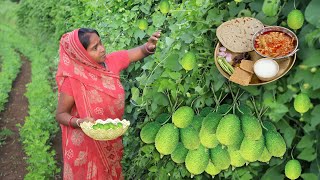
(55, 28), (160, 179)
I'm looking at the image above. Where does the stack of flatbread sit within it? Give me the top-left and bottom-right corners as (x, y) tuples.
(217, 17), (264, 53)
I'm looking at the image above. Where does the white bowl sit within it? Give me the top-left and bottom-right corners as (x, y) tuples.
(253, 58), (279, 81)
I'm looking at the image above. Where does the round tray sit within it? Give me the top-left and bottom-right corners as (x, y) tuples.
(214, 42), (296, 86)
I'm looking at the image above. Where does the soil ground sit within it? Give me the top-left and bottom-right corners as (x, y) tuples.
(0, 54), (63, 179)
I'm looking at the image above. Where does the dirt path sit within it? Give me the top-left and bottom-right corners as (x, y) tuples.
(0, 54), (30, 179)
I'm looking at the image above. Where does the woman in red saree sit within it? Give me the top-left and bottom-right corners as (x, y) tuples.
(55, 28), (160, 179)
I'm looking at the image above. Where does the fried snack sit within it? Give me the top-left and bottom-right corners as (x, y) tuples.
(229, 67), (253, 86)
(239, 60), (254, 74)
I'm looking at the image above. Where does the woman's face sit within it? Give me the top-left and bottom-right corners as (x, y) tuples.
(86, 33), (106, 64)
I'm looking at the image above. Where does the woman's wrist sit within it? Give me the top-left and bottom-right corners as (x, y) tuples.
(68, 116), (82, 128)
(143, 43), (155, 55)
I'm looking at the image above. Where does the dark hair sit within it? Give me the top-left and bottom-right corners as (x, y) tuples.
(78, 28), (100, 49)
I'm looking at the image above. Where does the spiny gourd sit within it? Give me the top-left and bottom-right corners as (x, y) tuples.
(199, 112), (222, 148)
(265, 131), (286, 157)
(216, 114), (241, 146)
(185, 145), (209, 175)
(200, 112), (222, 133)
(285, 159), (302, 180)
(294, 93), (312, 114)
(239, 135), (265, 162)
(159, 0), (170, 14)
(241, 115), (262, 140)
(262, 120), (277, 133)
(172, 106), (194, 128)
(137, 19), (148, 30)
(210, 145), (231, 170)
(205, 161), (221, 177)
(258, 147), (272, 163)
(171, 142), (188, 163)
(155, 123), (179, 155)
(140, 121), (161, 144)
(287, 9), (304, 30)
(180, 52), (196, 71)
(181, 126), (200, 150)
(199, 131), (219, 149)
(228, 147), (246, 168)
(191, 115), (204, 132)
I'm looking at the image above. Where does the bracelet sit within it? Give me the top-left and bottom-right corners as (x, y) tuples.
(76, 119), (81, 127)
(144, 43), (155, 54)
(68, 116), (75, 127)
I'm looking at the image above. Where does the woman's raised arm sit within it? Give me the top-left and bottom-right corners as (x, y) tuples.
(127, 31), (161, 63)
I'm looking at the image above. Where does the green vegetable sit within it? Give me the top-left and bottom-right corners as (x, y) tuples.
(262, 0), (280, 17)
(171, 142), (188, 163)
(217, 57), (234, 75)
(140, 121), (161, 144)
(285, 159), (302, 180)
(241, 115), (262, 140)
(294, 93), (311, 114)
(239, 136), (265, 162)
(210, 145), (231, 170)
(137, 19), (148, 30)
(159, 0), (170, 14)
(216, 114), (241, 146)
(181, 126), (200, 150)
(185, 145), (209, 175)
(155, 123), (179, 155)
(287, 9), (304, 30)
(180, 52), (197, 71)
(265, 131), (286, 157)
(172, 106), (194, 128)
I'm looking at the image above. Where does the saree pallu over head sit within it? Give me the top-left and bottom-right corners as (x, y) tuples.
(56, 29), (126, 180)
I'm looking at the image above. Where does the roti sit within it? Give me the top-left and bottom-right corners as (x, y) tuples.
(217, 17), (264, 53)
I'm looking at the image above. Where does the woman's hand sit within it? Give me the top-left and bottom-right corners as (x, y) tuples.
(76, 117), (95, 127)
(145, 30), (161, 53)
(128, 30), (162, 62)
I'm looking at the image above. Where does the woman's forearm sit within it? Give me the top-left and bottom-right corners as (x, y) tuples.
(128, 43), (154, 63)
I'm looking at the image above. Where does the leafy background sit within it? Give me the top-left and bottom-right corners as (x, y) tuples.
(8, 0), (320, 179)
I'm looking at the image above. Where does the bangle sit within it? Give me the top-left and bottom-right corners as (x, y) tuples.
(144, 43), (155, 54)
(76, 119), (81, 127)
(68, 116), (75, 127)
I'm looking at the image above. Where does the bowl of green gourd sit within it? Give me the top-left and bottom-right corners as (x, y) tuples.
(80, 118), (130, 141)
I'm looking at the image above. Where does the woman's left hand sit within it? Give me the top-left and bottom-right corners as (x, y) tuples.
(145, 31), (161, 52)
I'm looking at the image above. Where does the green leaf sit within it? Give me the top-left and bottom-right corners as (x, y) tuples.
(134, 29), (147, 40)
(277, 119), (296, 148)
(310, 105), (320, 129)
(261, 165), (285, 180)
(305, 0), (320, 28)
(312, 71), (320, 90)
(296, 135), (314, 149)
(206, 8), (224, 26)
(163, 54), (182, 71)
(298, 147), (317, 162)
(158, 78), (176, 92)
(165, 37), (175, 47)
(151, 12), (166, 28)
(301, 173), (318, 180)
(268, 103), (289, 122)
(298, 48), (320, 67)
(148, 166), (158, 173)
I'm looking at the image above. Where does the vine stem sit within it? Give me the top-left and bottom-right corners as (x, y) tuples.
(141, 50), (172, 103)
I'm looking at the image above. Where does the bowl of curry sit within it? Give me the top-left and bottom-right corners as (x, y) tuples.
(252, 26), (298, 60)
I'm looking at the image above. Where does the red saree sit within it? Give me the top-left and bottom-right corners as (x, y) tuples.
(56, 29), (130, 180)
